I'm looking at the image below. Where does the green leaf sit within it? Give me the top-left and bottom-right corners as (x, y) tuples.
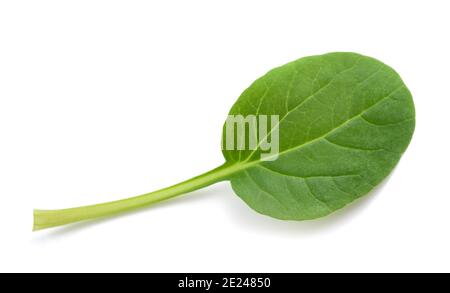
(222, 52), (415, 219)
(33, 52), (414, 231)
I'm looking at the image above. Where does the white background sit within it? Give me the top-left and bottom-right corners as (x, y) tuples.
(0, 0), (449, 273)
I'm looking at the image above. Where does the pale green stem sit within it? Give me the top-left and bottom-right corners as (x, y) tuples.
(33, 162), (244, 231)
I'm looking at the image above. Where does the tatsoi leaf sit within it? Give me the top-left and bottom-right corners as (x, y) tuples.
(33, 52), (415, 231)
(222, 52), (415, 220)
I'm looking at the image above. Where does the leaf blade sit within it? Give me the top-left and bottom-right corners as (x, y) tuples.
(223, 52), (415, 220)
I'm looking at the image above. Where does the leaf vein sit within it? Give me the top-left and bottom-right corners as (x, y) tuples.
(304, 179), (332, 211)
(244, 170), (289, 209)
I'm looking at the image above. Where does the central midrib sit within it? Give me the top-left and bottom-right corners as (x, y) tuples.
(227, 84), (405, 176)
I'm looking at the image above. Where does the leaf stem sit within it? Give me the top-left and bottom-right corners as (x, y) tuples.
(33, 162), (242, 231)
